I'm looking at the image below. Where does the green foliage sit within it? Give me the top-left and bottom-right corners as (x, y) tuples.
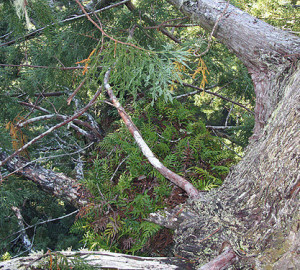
(0, 0), (259, 260)
(71, 98), (238, 254)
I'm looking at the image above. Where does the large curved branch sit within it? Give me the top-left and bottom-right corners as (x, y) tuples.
(104, 69), (203, 200)
(167, 0), (300, 70)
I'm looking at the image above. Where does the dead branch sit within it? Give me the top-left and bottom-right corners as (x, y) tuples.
(175, 81), (254, 114)
(0, 63), (86, 70)
(75, 0), (147, 52)
(0, 148), (92, 208)
(104, 69), (203, 200)
(0, 0), (130, 47)
(125, 1), (181, 43)
(0, 87), (102, 168)
(0, 250), (192, 270)
(18, 102), (103, 140)
(11, 206), (33, 251)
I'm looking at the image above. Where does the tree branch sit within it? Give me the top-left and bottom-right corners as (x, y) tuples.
(0, 87), (102, 168)
(0, 0), (130, 47)
(0, 250), (192, 270)
(104, 69), (203, 200)
(175, 81), (254, 114)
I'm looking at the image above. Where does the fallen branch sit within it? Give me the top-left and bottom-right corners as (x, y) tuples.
(104, 69), (203, 200)
(0, 250), (193, 270)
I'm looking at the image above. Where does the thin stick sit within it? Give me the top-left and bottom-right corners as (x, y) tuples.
(75, 0), (147, 52)
(175, 82), (254, 114)
(0, 63), (87, 70)
(104, 69), (203, 199)
(1, 210), (79, 242)
(194, 0), (230, 57)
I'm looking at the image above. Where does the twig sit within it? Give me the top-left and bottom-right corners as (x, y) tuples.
(210, 129), (243, 158)
(104, 68), (203, 200)
(0, 63), (87, 70)
(0, 0), (130, 47)
(110, 156), (128, 182)
(125, 1), (181, 43)
(18, 101), (102, 139)
(75, 0), (148, 52)
(175, 82), (254, 114)
(67, 78), (87, 105)
(206, 126), (237, 129)
(0, 87), (102, 168)
(0, 210), (79, 243)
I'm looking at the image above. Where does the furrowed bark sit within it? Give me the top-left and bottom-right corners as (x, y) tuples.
(104, 69), (203, 200)
(0, 149), (92, 208)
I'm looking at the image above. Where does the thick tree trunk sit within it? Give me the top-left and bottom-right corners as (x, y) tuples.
(167, 0), (300, 137)
(159, 1), (300, 269)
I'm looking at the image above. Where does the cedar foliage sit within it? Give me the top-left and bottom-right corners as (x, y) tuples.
(4, 0), (297, 259)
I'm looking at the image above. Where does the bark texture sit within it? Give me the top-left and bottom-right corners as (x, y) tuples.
(167, 0), (300, 137)
(0, 148), (92, 208)
(0, 250), (193, 270)
(158, 1), (300, 269)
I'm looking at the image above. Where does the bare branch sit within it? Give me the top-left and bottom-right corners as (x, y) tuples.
(0, 87), (102, 168)
(11, 206), (34, 251)
(1, 210), (79, 243)
(125, 1), (181, 43)
(0, 63), (87, 70)
(2, 143), (94, 181)
(194, 0), (230, 57)
(75, 0), (148, 51)
(0, 0), (130, 47)
(175, 82), (254, 114)
(104, 69), (203, 200)
(0, 250), (192, 270)
(18, 102), (103, 140)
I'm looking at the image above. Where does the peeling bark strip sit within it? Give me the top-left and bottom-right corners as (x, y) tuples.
(0, 149), (91, 208)
(0, 250), (193, 270)
(198, 248), (237, 270)
(11, 206), (33, 251)
(103, 69), (203, 199)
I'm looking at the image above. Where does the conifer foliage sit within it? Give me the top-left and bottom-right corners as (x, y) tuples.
(0, 0), (269, 260)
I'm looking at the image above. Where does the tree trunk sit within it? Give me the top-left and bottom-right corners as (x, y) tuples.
(167, 0), (300, 138)
(160, 1), (300, 269)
